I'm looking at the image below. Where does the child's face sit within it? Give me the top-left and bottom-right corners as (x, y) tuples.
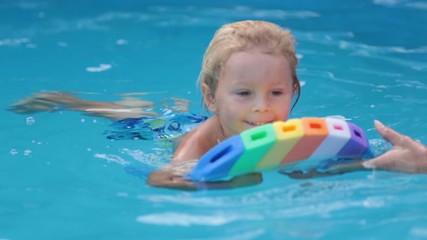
(206, 49), (295, 137)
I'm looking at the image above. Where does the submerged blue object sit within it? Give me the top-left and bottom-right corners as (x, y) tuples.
(105, 113), (207, 141)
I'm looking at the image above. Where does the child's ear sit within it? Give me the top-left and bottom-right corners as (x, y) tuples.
(201, 83), (217, 113)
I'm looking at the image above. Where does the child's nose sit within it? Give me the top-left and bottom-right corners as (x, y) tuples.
(252, 96), (270, 112)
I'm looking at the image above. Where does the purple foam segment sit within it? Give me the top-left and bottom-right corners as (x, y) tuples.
(187, 135), (245, 181)
(337, 122), (369, 158)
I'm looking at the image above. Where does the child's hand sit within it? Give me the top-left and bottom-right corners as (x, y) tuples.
(229, 173), (263, 188)
(283, 168), (347, 179)
(147, 170), (263, 190)
(363, 120), (427, 173)
(146, 170), (197, 190)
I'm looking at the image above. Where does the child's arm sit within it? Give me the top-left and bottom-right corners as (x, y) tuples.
(9, 91), (157, 120)
(9, 91), (189, 120)
(283, 160), (366, 179)
(147, 170), (262, 191)
(147, 117), (263, 190)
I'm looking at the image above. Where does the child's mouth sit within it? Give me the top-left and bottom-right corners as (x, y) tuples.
(245, 120), (272, 127)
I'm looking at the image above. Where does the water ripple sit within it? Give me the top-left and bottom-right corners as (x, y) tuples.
(374, 0), (427, 10)
(93, 153), (130, 165)
(136, 211), (263, 226)
(11, 6), (320, 35)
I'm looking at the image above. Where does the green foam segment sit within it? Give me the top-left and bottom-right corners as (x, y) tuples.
(229, 123), (277, 176)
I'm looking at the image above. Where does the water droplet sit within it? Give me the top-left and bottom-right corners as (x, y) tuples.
(116, 39), (128, 45)
(23, 149), (32, 156)
(117, 192), (129, 197)
(57, 41), (68, 47)
(26, 117), (35, 125)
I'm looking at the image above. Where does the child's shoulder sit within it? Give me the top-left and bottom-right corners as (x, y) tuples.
(172, 116), (221, 161)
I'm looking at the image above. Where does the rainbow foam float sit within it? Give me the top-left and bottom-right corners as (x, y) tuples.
(188, 117), (373, 181)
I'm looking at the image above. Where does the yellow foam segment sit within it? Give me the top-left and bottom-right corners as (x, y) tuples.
(255, 119), (305, 171)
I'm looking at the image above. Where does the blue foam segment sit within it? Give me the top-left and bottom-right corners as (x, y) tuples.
(187, 135), (245, 181)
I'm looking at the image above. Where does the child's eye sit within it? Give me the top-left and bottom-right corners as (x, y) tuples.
(236, 90), (251, 96)
(271, 90), (283, 96)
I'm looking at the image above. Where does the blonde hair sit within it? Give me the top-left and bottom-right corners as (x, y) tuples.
(198, 20), (300, 110)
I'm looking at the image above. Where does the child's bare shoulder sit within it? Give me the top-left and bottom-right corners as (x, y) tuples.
(172, 117), (222, 161)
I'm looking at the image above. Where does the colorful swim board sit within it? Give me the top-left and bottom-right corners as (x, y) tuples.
(187, 117), (373, 181)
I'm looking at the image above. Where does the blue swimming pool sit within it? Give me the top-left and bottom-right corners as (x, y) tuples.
(1, 0), (427, 239)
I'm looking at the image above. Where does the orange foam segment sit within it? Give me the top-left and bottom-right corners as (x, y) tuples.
(280, 117), (329, 164)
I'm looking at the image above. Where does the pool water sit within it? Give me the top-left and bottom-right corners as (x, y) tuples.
(1, 0), (427, 239)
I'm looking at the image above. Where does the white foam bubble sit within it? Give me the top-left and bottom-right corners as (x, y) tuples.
(86, 63), (112, 72)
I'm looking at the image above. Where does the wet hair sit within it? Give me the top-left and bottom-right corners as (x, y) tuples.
(198, 20), (301, 111)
